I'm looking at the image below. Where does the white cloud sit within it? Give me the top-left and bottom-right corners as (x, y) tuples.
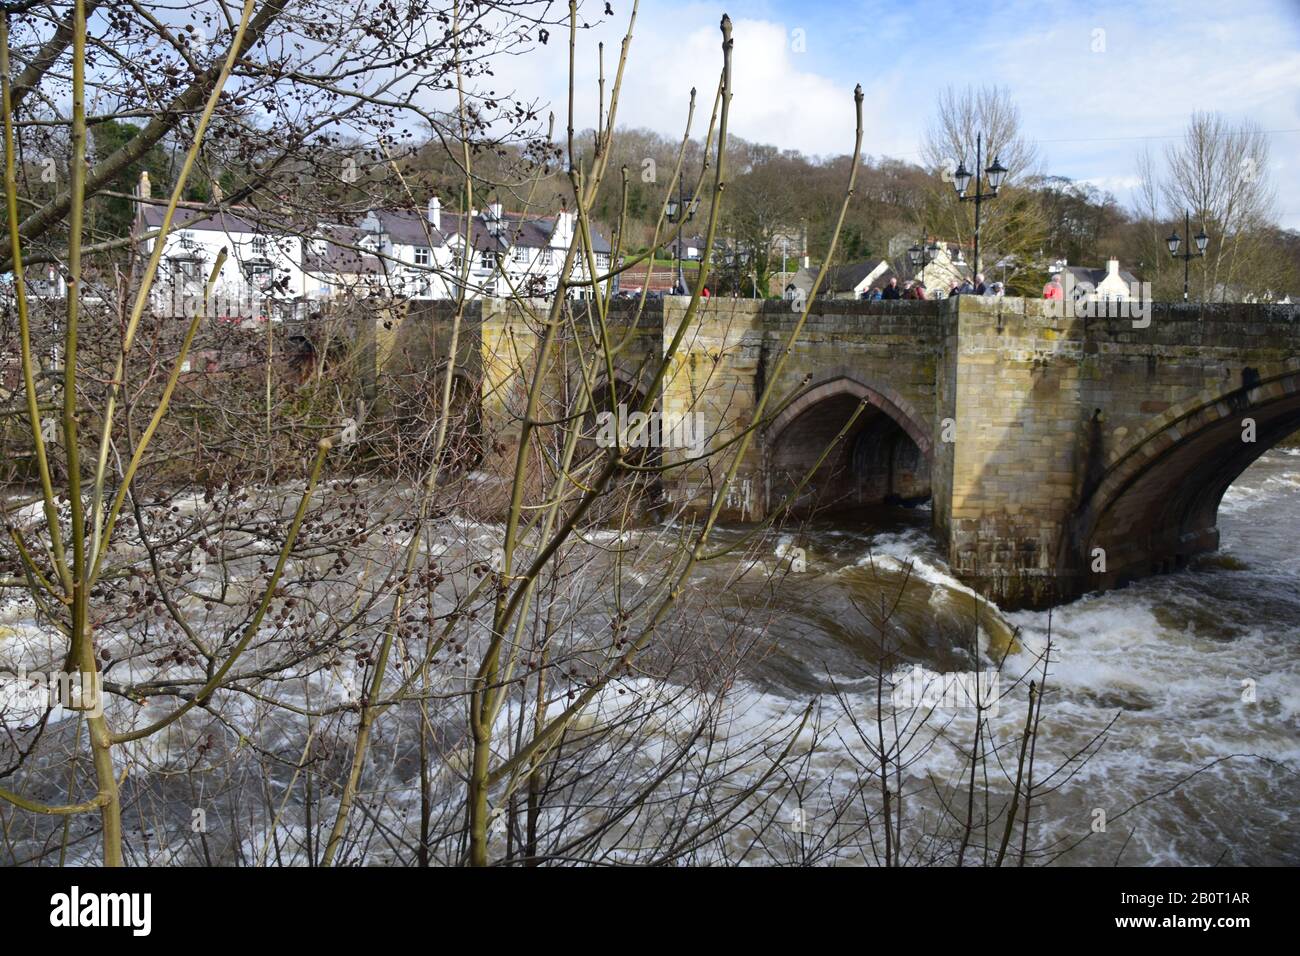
(481, 6), (907, 159)
(1078, 175), (1143, 194)
(457, 0), (1300, 227)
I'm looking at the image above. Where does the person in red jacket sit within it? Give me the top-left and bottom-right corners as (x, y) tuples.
(1043, 273), (1064, 300)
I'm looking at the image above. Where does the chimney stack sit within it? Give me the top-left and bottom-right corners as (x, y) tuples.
(427, 196), (441, 231)
(1106, 256), (1120, 279)
(553, 210), (574, 247)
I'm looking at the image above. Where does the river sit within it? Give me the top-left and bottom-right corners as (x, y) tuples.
(2, 452), (1296, 866)
(690, 447), (1300, 864)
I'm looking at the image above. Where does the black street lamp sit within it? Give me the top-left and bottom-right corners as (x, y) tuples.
(952, 133), (1006, 278)
(666, 176), (700, 296)
(907, 240), (940, 288)
(1166, 209), (1209, 302)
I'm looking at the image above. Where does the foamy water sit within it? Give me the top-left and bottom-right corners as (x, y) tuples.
(699, 450), (1300, 864)
(3, 452), (1296, 865)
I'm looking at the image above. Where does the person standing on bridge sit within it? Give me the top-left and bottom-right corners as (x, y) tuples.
(881, 276), (901, 300)
(1043, 273), (1063, 300)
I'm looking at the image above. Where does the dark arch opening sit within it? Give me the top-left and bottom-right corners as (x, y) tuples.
(388, 366), (483, 475)
(767, 390), (931, 518)
(583, 377), (661, 469)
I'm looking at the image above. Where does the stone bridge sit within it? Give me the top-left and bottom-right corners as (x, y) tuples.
(374, 296), (1300, 608)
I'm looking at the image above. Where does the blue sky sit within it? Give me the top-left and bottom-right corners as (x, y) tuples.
(494, 0), (1300, 227)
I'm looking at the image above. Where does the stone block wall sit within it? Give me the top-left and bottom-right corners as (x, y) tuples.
(364, 295), (1300, 607)
(937, 297), (1300, 606)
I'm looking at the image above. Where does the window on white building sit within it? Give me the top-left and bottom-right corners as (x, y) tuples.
(479, 250), (497, 270)
(595, 252), (611, 270)
(247, 263), (273, 289)
(172, 259), (201, 280)
(511, 246), (528, 264)
(414, 247), (431, 267)
(251, 235), (269, 257)
(539, 249), (553, 267)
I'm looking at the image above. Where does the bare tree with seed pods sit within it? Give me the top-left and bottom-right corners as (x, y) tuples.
(0, 0), (875, 867)
(7, 2), (1266, 872)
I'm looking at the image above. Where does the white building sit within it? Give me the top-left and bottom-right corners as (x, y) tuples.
(24, 262), (69, 298)
(138, 202), (313, 319)
(786, 259), (890, 300)
(357, 199), (615, 300)
(1061, 257), (1142, 302)
(137, 164), (618, 317)
(892, 241), (972, 297)
(138, 174), (617, 316)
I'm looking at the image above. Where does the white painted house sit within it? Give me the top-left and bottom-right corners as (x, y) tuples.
(24, 262), (69, 298)
(1061, 258), (1142, 302)
(357, 199), (614, 300)
(140, 177), (616, 314)
(139, 201), (314, 318)
(786, 259), (891, 300)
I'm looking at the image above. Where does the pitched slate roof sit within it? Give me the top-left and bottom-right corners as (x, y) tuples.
(827, 259), (887, 293)
(139, 203), (306, 236)
(303, 224), (382, 276)
(1065, 264), (1141, 287)
(144, 201), (612, 257)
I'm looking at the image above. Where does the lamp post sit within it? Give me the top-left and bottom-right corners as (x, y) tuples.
(1166, 209), (1209, 303)
(907, 239), (940, 289)
(666, 174), (699, 296)
(952, 133), (1007, 279)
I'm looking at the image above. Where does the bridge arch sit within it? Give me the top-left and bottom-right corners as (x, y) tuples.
(1073, 368), (1300, 590)
(585, 365), (654, 408)
(764, 375), (933, 517)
